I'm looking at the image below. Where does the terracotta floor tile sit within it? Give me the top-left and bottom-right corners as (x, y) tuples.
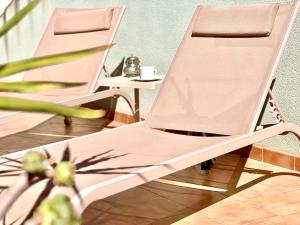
(102, 186), (188, 220)
(244, 158), (292, 173)
(10, 115), (300, 224)
(215, 154), (244, 167)
(142, 181), (189, 198)
(79, 154), (300, 225)
(81, 207), (103, 224)
(232, 159), (295, 188)
(247, 213), (300, 225)
(263, 149), (294, 170)
(171, 212), (222, 225)
(248, 146), (263, 161)
(201, 198), (273, 225)
(227, 174), (300, 201)
(259, 174), (300, 193)
(149, 208), (196, 225)
(165, 158), (246, 190)
(167, 190), (226, 210)
(247, 189), (300, 216)
(295, 157), (300, 172)
(88, 211), (154, 225)
(88, 199), (115, 212)
(234, 172), (267, 189)
(281, 212), (300, 223)
(0, 116), (119, 155)
(142, 176), (226, 199)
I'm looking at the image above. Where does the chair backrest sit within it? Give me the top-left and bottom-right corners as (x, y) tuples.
(23, 7), (125, 96)
(146, 2), (298, 135)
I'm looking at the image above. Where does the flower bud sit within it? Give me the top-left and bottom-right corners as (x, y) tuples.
(35, 194), (80, 225)
(53, 162), (75, 187)
(22, 151), (46, 175)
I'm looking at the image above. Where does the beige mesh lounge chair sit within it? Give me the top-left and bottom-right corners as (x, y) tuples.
(0, 2), (300, 223)
(0, 6), (134, 138)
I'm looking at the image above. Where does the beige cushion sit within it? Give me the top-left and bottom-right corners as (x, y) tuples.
(54, 8), (113, 35)
(192, 4), (279, 37)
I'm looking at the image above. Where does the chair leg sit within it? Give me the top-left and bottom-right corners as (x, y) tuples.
(201, 159), (213, 171)
(64, 116), (72, 126)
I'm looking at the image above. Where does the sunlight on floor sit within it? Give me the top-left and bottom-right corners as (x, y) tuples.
(82, 154), (300, 225)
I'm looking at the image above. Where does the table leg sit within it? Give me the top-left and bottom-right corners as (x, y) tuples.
(134, 88), (140, 121)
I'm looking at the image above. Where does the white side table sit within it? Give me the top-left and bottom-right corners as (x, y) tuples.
(97, 75), (164, 121)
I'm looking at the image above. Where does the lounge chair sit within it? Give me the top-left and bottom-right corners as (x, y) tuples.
(0, 2), (299, 224)
(0, 6), (134, 138)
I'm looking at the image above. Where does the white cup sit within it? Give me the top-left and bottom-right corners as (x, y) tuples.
(140, 66), (157, 80)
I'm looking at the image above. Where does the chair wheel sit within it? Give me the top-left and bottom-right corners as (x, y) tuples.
(64, 117), (72, 126)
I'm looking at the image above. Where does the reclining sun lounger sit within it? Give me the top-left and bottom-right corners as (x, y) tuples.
(0, 2), (299, 224)
(0, 6), (134, 138)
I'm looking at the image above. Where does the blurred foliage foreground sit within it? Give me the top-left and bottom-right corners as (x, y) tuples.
(0, 0), (113, 224)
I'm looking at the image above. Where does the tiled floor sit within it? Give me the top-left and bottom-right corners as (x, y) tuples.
(0, 116), (299, 224)
(82, 154), (300, 225)
(0, 116), (124, 155)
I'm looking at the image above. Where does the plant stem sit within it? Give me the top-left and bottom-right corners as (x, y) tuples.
(0, 172), (32, 220)
(24, 216), (41, 225)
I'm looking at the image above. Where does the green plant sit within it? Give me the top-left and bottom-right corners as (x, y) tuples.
(0, 0), (114, 224)
(0, 0), (108, 118)
(34, 194), (80, 225)
(0, 150), (81, 225)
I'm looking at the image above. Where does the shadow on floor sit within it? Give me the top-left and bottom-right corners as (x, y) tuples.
(81, 154), (300, 225)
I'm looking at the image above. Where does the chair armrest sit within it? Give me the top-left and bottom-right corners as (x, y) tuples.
(61, 89), (135, 117)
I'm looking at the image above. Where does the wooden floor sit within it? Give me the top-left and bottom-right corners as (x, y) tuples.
(82, 155), (300, 225)
(1, 117), (300, 224)
(0, 115), (124, 155)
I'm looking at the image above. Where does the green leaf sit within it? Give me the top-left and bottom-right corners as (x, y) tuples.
(0, 0), (40, 38)
(0, 81), (86, 93)
(0, 45), (112, 78)
(0, 96), (106, 119)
